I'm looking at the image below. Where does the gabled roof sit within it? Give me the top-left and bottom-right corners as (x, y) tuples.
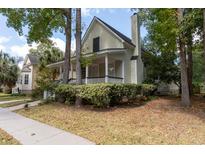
(22, 66), (31, 72)
(27, 54), (39, 65)
(95, 17), (135, 47)
(82, 16), (135, 47)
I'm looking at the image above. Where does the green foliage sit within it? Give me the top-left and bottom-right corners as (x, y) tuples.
(29, 41), (64, 70)
(80, 53), (96, 68)
(32, 41), (64, 98)
(55, 84), (77, 103)
(138, 9), (181, 85)
(54, 83), (157, 107)
(192, 43), (205, 83)
(109, 84), (142, 104)
(0, 50), (19, 89)
(138, 9), (204, 89)
(142, 46), (180, 85)
(141, 84), (157, 96)
(31, 88), (43, 100)
(0, 8), (66, 44)
(78, 84), (112, 107)
(36, 68), (58, 92)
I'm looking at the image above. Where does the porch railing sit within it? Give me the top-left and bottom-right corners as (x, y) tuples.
(68, 76), (123, 84)
(107, 76), (123, 83)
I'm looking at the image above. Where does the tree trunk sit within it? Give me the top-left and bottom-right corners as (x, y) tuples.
(63, 8), (72, 84)
(75, 8), (82, 107)
(177, 8), (191, 106)
(187, 34), (193, 96)
(203, 9), (205, 81)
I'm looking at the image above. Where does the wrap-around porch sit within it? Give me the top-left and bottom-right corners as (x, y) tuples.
(49, 53), (125, 84)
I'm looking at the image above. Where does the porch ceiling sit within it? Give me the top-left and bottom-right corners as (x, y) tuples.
(47, 61), (64, 68)
(47, 48), (126, 68)
(71, 48), (126, 60)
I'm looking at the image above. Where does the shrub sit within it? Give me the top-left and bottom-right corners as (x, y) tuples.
(141, 84), (157, 96)
(77, 83), (112, 107)
(55, 84), (77, 103)
(11, 93), (26, 97)
(110, 84), (142, 104)
(54, 83), (156, 107)
(31, 88), (43, 100)
(193, 82), (201, 94)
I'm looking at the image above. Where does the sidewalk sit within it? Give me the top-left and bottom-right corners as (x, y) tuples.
(0, 107), (95, 145)
(6, 100), (41, 111)
(0, 99), (31, 105)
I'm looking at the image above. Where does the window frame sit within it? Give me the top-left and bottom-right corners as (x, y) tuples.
(93, 37), (100, 52)
(24, 74), (29, 85)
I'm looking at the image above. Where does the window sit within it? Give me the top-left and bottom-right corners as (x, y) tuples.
(20, 75), (23, 84)
(89, 65), (99, 77)
(93, 37), (100, 52)
(81, 67), (86, 79)
(24, 74), (29, 84)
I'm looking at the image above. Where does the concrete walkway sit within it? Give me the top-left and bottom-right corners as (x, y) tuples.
(0, 107), (95, 145)
(0, 99), (31, 105)
(6, 100), (41, 111)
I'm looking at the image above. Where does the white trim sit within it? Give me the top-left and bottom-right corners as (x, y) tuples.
(85, 65), (88, 84)
(135, 60), (138, 83)
(105, 54), (108, 83)
(71, 64), (73, 78)
(122, 60), (125, 83)
(47, 61), (64, 67)
(47, 49), (126, 68)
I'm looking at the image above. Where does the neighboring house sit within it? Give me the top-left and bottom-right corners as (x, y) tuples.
(48, 13), (144, 84)
(14, 54), (39, 94)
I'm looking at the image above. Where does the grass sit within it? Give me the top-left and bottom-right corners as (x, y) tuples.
(0, 128), (20, 145)
(0, 92), (30, 101)
(16, 96), (205, 144)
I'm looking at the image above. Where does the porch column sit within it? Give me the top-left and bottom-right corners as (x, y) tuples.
(70, 63), (73, 79)
(105, 54), (108, 83)
(85, 65), (88, 84)
(59, 66), (62, 79)
(122, 60), (125, 83)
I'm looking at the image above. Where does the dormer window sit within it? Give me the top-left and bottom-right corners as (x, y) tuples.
(93, 37), (100, 52)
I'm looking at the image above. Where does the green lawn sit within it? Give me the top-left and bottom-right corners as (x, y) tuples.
(16, 96), (205, 144)
(0, 128), (20, 145)
(0, 93), (30, 101)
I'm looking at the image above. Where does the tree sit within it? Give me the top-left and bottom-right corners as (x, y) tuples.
(138, 8), (191, 106)
(177, 8), (190, 106)
(142, 44), (180, 87)
(28, 41), (64, 97)
(0, 8), (72, 84)
(203, 9), (205, 79)
(62, 8), (72, 84)
(75, 8), (82, 107)
(29, 40), (64, 70)
(0, 50), (19, 93)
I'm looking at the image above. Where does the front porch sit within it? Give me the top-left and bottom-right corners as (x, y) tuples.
(71, 54), (124, 84)
(48, 53), (125, 84)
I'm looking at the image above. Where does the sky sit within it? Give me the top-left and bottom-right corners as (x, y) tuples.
(0, 8), (147, 67)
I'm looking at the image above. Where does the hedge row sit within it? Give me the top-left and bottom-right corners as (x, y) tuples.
(54, 83), (157, 107)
